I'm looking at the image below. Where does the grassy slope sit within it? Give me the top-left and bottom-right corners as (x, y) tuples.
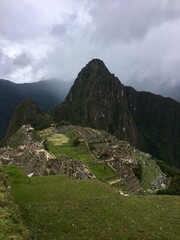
(4, 165), (180, 240)
(131, 149), (161, 189)
(0, 167), (30, 240)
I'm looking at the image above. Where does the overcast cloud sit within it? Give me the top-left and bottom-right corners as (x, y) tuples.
(0, 0), (180, 101)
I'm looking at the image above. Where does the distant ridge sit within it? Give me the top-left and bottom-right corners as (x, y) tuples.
(0, 79), (70, 140)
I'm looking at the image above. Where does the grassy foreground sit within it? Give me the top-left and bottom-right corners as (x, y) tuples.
(3, 166), (180, 240)
(0, 167), (30, 240)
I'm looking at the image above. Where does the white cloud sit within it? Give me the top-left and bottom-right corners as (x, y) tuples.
(90, 0), (180, 43)
(0, 0), (180, 99)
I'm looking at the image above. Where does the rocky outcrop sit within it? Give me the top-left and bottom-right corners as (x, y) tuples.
(148, 172), (167, 193)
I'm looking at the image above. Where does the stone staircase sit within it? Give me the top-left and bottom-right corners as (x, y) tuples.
(124, 176), (142, 194)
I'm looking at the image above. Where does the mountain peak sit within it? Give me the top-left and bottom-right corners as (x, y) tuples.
(65, 58), (122, 105)
(87, 58), (105, 67)
(53, 59), (137, 145)
(77, 58), (110, 79)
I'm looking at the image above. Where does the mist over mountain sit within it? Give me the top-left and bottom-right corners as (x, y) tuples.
(52, 59), (180, 168)
(0, 79), (70, 140)
(161, 84), (180, 103)
(17, 79), (71, 110)
(126, 80), (180, 103)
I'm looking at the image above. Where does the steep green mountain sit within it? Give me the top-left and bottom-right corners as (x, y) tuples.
(51, 59), (180, 168)
(52, 59), (138, 146)
(4, 99), (51, 142)
(0, 79), (70, 140)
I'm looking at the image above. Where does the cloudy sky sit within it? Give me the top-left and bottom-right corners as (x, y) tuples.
(0, 0), (180, 100)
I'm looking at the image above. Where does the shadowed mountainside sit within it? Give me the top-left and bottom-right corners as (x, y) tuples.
(4, 99), (51, 143)
(126, 87), (180, 167)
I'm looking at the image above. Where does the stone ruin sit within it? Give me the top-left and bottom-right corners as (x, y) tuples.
(57, 125), (167, 194)
(0, 125), (94, 180)
(0, 124), (168, 194)
(56, 126), (143, 194)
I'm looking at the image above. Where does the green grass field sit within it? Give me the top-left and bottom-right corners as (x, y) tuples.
(48, 143), (93, 161)
(39, 128), (69, 145)
(132, 150), (161, 189)
(87, 162), (115, 179)
(3, 165), (180, 240)
(141, 160), (161, 189)
(0, 167), (30, 240)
